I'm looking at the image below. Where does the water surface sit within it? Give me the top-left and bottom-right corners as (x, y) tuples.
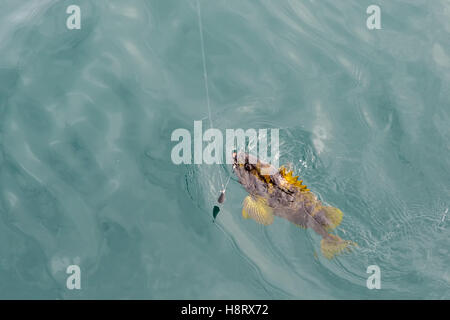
(0, 0), (449, 299)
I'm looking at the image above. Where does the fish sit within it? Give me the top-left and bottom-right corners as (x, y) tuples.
(232, 151), (355, 259)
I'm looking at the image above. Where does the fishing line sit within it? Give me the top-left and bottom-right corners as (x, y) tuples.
(223, 175), (231, 191)
(196, 0), (232, 201)
(196, 0), (213, 131)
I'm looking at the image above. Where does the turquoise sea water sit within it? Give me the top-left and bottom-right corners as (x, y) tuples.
(0, 0), (449, 299)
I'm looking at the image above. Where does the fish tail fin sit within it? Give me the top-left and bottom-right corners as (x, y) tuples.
(320, 234), (356, 259)
(322, 206), (344, 230)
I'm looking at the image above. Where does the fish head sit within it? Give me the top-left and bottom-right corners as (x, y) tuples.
(232, 152), (309, 194)
(232, 152), (279, 194)
(232, 151), (276, 176)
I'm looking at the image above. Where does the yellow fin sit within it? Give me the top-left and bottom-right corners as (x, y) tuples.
(320, 235), (356, 259)
(242, 207), (249, 219)
(322, 207), (344, 230)
(242, 196), (274, 225)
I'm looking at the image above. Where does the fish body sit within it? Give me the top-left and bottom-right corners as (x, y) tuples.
(232, 152), (354, 258)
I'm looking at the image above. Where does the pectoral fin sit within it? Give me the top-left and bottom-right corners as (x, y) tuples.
(242, 207), (249, 219)
(242, 196), (274, 225)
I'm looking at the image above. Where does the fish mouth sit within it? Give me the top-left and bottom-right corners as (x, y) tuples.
(232, 151), (238, 164)
(232, 151), (256, 165)
(231, 151), (246, 166)
(232, 151), (253, 174)
(232, 151), (256, 169)
(232, 151), (276, 176)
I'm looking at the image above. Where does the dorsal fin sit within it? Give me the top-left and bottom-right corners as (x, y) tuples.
(279, 166), (310, 191)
